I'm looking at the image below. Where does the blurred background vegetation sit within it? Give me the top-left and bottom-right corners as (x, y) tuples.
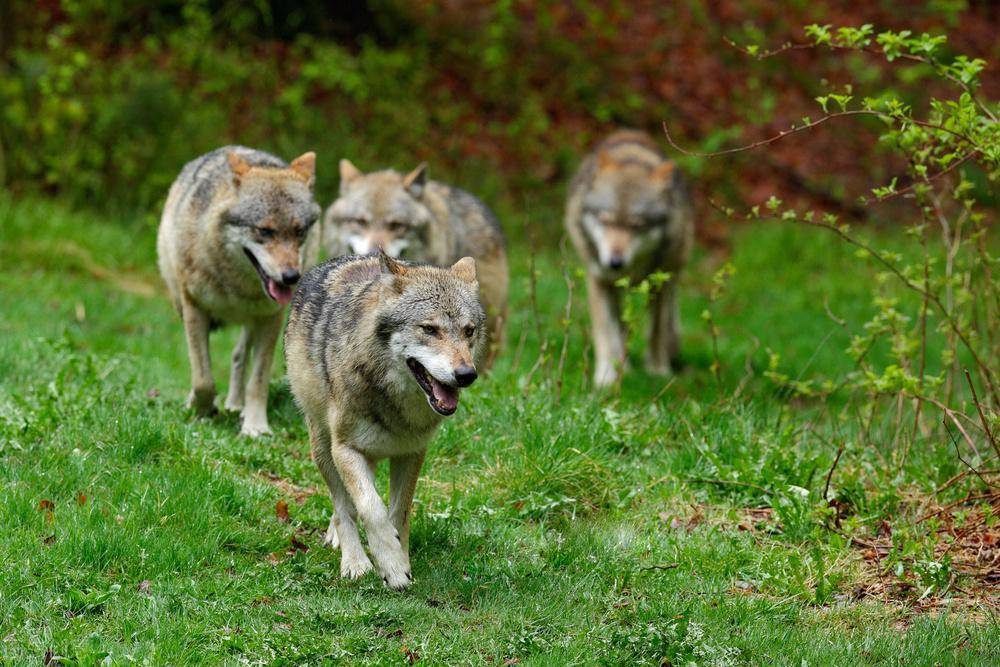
(1, 0), (997, 240)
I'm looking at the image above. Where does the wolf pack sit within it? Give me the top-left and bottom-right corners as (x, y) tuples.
(156, 129), (694, 589)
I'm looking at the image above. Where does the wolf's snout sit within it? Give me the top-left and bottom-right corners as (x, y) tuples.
(454, 365), (477, 387)
(280, 269), (301, 286)
(607, 255), (625, 270)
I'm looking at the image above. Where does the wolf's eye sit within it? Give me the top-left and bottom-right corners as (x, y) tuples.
(420, 324), (439, 337)
(257, 227), (276, 239)
(387, 221), (408, 233)
(463, 325), (475, 338)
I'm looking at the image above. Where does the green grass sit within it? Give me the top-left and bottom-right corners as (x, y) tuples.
(1, 195), (997, 665)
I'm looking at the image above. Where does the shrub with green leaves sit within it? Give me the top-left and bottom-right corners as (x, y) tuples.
(710, 24), (998, 596)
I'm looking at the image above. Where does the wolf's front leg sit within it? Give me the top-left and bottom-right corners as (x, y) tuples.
(180, 296), (216, 415)
(310, 422), (372, 576)
(241, 314), (282, 436)
(224, 326), (250, 412)
(646, 280), (681, 375)
(331, 442), (411, 590)
(389, 450), (426, 570)
(586, 274), (626, 388)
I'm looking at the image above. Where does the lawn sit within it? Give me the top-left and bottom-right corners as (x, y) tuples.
(1, 195), (997, 665)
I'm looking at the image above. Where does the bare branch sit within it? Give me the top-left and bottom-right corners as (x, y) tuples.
(944, 419), (995, 490)
(965, 368), (999, 459)
(662, 113), (973, 160)
(823, 442), (846, 501)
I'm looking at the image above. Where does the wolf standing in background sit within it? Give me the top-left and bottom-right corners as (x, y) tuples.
(157, 146), (320, 436)
(285, 251), (486, 589)
(566, 130), (694, 388)
(312, 160), (508, 362)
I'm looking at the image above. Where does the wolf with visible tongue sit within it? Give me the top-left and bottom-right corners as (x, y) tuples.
(284, 250), (486, 589)
(157, 146), (321, 436)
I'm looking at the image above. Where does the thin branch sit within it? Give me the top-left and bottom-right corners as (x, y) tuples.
(944, 419), (995, 490)
(917, 491), (999, 523)
(803, 220), (999, 404)
(935, 467), (1000, 495)
(662, 113), (972, 160)
(823, 443), (846, 501)
(965, 368), (999, 459)
(858, 152), (978, 205)
(722, 37), (997, 121)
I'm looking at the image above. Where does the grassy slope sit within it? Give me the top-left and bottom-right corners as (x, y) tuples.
(0, 196), (996, 665)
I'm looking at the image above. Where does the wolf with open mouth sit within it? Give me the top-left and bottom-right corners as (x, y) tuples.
(284, 250), (486, 589)
(157, 145), (320, 436)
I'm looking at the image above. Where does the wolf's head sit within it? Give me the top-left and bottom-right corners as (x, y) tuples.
(580, 153), (678, 275)
(375, 251), (486, 416)
(326, 160), (433, 260)
(223, 151), (321, 305)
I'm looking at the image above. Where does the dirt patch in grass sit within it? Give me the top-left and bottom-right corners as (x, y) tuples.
(665, 493), (999, 612)
(848, 492), (1000, 610)
(258, 471), (320, 505)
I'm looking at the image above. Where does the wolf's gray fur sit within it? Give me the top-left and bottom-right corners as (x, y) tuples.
(157, 145), (320, 435)
(284, 251), (486, 589)
(310, 161), (508, 363)
(565, 130), (694, 387)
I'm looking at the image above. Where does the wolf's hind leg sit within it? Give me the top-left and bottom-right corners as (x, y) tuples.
(586, 274), (626, 388)
(389, 450), (426, 571)
(241, 314), (281, 436)
(646, 281), (681, 375)
(224, 326), (250, 412)
(181, 297), (216, 415)
(330, 439), (411, 589)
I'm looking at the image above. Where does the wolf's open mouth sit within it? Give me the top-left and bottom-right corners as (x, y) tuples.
(243, 248), (293, 306)
(406, 358), (459, 416)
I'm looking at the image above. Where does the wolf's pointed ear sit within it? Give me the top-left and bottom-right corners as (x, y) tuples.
(402, 163), (428, 199)
(289, 152), (316, 188)
(228, 151), (252, 186)
(653, 161), (676, 183)
(339, 159), (363, 192)
(378, 247), (408, 281)
(451, 257), (477, 284)
(596, 151), (616, 171)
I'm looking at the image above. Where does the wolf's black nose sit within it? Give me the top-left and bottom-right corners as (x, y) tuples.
(281, 269), (301, 286)
(608, 256), (625, 270)
(454, 365), (477, 387)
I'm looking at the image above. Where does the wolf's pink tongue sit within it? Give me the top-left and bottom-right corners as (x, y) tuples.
(429, 377), (459, 412)
(267, 279), (294, 306)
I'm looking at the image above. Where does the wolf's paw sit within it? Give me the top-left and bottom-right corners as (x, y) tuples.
(240, 415), (272, 437)
(223, 394), (244, 412)
(380, 564), (413, 591)
(371, 541), (412, 590)
(644, 358), (672, 377)
(592, 366), (621, 389)
(322, 524), (340, 550)
(340, 552), (374, 580)
(240, 420), (271, 438)
(186, 387), (217, 416)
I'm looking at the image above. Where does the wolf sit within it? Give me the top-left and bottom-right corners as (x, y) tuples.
(157, 146), (320, 436)
(312, 160), (507, 362)
(565, 130), (694, 388)
(284, 250), (486, 589)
